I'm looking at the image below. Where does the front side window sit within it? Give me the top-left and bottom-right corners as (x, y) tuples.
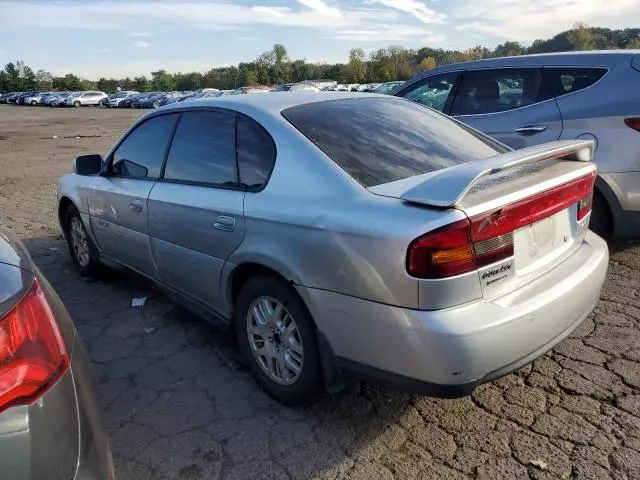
(283, 97), (504, 188)
(451, 68), (549, 116)
(163, 111), (237, 185)
(395, 73), (459, 112)
(542, 68), (607, 97)
(111, 114), (178, 179)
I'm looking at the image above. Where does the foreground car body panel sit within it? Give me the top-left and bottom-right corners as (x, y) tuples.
(57, 93), (608, 397)
(0, 229), (114, 479)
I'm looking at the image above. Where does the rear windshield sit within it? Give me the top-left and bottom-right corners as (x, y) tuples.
(282, 97), (504, 188)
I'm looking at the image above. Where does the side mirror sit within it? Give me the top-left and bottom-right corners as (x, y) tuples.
(74, 154), (103, 176)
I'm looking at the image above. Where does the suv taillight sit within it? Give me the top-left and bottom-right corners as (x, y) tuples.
(0, 279), (70, 413)
(407, 172), (596, 279)
(624, 118), (640, 132)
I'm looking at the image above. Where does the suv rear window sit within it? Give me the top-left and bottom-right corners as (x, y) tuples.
(282, 97), (504, 188)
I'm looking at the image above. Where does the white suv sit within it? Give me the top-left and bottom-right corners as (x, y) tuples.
(65, 91), (107, 107)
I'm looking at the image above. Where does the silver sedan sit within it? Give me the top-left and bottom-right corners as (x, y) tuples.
(57, 93), (608, 404)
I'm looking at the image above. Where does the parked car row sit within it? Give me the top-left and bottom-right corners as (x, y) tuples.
(0, 91), (108, 107)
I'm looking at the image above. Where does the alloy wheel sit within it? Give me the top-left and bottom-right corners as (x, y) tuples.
(70, 216), (90, 267)
(246, 296), (304, 385)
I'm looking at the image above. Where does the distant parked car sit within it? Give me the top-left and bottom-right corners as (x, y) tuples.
(394, 50), (640, 238)
(231, 86), (271, 95)
(118, 93), (144, 108)
(16, 92), (37, 105)
(0, 227), (114, 479)
(373, 81), (405, 95)
(154, 92), (185, 107)
(24, 92), (56, 105)
(5, 92), (24, 104)
(271, 83), (294, 92)
(50, 93), (73, 107)
(105, 91), (139, 108)
(57, 93), (608, 405)
(0, 93), (10, 104)
(64, 91), (107, 108)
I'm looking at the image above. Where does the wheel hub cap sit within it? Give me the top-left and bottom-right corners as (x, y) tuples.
(247, 296), (303, 385)
(70, 217), (90, 267)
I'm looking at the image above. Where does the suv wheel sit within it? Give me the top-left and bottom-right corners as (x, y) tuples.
(30, 100), (37, 106)
(589, 191), (613, 240)
(64, 205), (101, 276)
(235, 275), (320, 405)
(73, 101), (81, 108)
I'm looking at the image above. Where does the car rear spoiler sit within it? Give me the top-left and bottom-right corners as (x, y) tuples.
(370, 140), (595, 209)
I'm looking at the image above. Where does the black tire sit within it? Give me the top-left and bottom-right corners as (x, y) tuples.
(589, 190), (613, 239)
(235, 275), (321, 405)
(73, 101), (81, 108)
(30, 100), (37, 106)
(64, 205), (101, 276)
(152, 101), (160, 109)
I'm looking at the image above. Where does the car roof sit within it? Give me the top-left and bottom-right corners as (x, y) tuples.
(158, 92), (382, 115)
(408, 50), (639, 82)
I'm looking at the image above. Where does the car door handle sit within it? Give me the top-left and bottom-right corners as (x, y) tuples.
(514, 125), (548, 134)
(214, 216), (235, 232)
(129, 200), (143, 213)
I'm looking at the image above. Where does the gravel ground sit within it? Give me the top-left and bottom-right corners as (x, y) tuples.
(1, 105), (639, 480)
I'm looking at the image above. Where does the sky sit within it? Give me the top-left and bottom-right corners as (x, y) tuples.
(0, 0), (638, 79)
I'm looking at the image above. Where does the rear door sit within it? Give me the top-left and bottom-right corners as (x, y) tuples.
(148, 110), (271, 314)
(449, 68), (563, 149)
(88, 113), (179, 277)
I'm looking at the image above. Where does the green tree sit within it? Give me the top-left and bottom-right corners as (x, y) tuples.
(53, 74), (84, 90)
(151, 70), (175, 91)
(348, 48), (367, 82)
(493, 41), (525, 57)
(418, 56), (437, 71)
(4, 63), (22, 91)
(133, 76), (151, 92)
(35, 70), (53, 91)
(568, 22), (597, 50)
(627, 36), (640, 49)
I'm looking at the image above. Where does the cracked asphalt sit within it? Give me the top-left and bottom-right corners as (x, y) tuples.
(1, 106), (639, 480)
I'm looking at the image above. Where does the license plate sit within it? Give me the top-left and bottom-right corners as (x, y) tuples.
(514, 209), (572, 274)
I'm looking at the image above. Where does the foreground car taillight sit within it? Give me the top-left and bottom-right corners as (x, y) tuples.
(624, 118), (640, 132)
(407, 172), (596, 278)
(0, 279), (70, 412)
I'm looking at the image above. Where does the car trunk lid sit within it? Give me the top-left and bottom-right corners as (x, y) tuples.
(369, 140), (597, 300)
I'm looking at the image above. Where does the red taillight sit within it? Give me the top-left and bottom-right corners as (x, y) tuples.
(407, 172), (596, 279)
(0, 279), (70, 413)
(624, 118), (640, 132)
(407, 219), (476, 278)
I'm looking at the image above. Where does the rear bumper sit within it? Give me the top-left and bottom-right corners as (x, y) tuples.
(299, 231), (608, 392)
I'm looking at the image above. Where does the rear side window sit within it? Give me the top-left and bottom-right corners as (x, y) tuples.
(451, 68), (549, 116)
(542, 68), (607, 97)
(237, 117), (275, 189)
(283, 97), (504, 188)
(164, 111), (237, 185)
(111, 113), (178, 179)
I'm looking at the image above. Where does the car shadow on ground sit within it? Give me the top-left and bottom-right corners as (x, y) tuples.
(23, 234), (423, 480)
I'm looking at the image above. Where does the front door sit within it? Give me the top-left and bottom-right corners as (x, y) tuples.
(449, 68), (563, 149)
(88, 112), (179, 277)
